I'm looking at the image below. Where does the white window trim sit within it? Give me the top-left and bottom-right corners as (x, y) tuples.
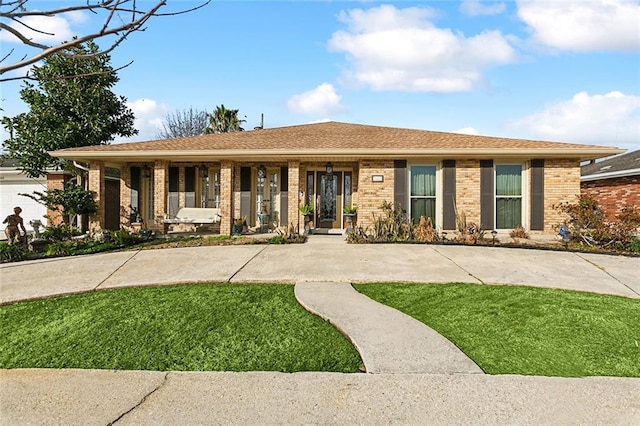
(494, 162), (527, 230)
(408, 163), (439, 228)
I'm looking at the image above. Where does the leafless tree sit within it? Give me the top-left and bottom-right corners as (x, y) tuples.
(0, 0), (210, 81)
(157, 107), (209, 139)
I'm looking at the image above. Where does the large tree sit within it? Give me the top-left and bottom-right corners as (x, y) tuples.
(156, 107), (209, 139)
(0, 0), (211, 81)
(204, 104), (246, 134)
(2, 40), (137, 178)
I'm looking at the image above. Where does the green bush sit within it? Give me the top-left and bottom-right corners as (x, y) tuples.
(42, 224), (81, 242)
(111, 228), (141, 247)
(0, 242), (28, 262)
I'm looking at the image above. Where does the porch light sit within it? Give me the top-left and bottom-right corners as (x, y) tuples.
(491, 230), (498, 245)
(142, 165), (151, 178)
(199, 166), (208, 178)
(325, 162), (333, 175)
(257, 165), (266, 179)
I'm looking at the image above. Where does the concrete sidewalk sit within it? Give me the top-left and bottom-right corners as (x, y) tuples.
(1, 236), (639, 424)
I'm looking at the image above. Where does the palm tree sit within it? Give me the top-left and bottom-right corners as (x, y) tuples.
(204, 104), (246, 134)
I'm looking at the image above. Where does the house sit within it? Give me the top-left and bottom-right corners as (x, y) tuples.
(0, 159), (61, 237)
(581, 150), (639, 221)
(49, 121), (623, 236)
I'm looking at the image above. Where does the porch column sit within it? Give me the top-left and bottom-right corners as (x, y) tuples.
(120, 165), (131, 229)
(287, 161), (301, 233)
(179, 166), (186, 209)
(88, 161), (105, 232)
(220, 160), (233, 235)
(153, 161), (168, 230)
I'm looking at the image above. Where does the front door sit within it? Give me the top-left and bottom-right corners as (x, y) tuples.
(316, 172), (342, 229)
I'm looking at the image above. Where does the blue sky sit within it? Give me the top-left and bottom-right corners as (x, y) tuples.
(1, 0), (639, 153)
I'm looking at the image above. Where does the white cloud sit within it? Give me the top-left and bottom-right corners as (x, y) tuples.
(517, 0), (640, 52)
(509, 91), (640, 147)
(453, 127), (480, 135)
(124, 98), (170, 142)
(460, 0), (506, 16)
(328, 4), (517, 92)
(0, 11), (87, 44)
(287, 83), (346, 116)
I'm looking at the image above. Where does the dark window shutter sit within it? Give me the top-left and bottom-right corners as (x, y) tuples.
(240, 167), (251, 220)
(394, 160), (407, 211)
(280, 167), (288, 225)
(480, 160), (494, 230)
(530, 159), (545, 231)
(442, 160), (456, 230)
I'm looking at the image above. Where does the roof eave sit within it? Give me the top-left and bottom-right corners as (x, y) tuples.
(581, 168), (640, 181)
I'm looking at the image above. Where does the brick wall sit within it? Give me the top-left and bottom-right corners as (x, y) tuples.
(455, 159), (481, 225)
(152, 161), (168, 229)
(45, 172), (70, 226)
(287, 161), (301, 232)
(357, 160), (395, 230)
(581, 176), (640, 221)
(220, 161), (233, 235)
(543, 159), (581, 231)
(88, 161), (105, 232)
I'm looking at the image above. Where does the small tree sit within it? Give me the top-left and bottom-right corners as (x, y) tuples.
(157, 107), (209, 139)
(21, 181), (98, 227)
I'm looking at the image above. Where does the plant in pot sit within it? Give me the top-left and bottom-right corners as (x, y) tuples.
(343, 205), (358, 231)
(232, 216), (246, 236)
(299, 204), (314, 233)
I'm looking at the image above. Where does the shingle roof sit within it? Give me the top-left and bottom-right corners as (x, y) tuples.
(50, 121), (622, 161)
(581, 149), (640, 177)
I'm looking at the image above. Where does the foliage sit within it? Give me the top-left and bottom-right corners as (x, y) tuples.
(1, 41), (137, 178)
(156, 107), (209, 139)
(343, 205), (358, 214)
(42, 223), (81, 242)
(0, 284), (362, 372)
(509, 225), (529, 240)
(554, 195), (640, 251)
(414, 216), (439, 243)
(299, 204), (314, 215)
(371, 201), (413, 242)
(112, 228), (142, 246)
(204, 104), (246, 134)
(0, 242), (28, 262)
(271, 223), (306, 244)
(357, 283), (640, 378)
(454, 208), (484, 244)
(234, 216), (247, 226)
(22, 181), (97, 224)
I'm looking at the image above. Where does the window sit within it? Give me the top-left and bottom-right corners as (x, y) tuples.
(410, 165), (436, 224)
(495, 164), (522, 229)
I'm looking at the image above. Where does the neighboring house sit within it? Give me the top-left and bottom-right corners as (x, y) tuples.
(50, 121), (623, 236)
(581, 150), (640, 221)
(0, 159), (53, 237)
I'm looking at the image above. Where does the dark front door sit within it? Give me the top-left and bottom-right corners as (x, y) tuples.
(316, 172), (342, 229)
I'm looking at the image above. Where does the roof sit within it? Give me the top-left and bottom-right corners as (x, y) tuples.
(581, 149), (640, 181)
(50, 121), (624, 163)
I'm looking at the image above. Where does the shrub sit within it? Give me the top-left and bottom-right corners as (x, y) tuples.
(111, 228), (141, 247)
(414, 216), (439, 243)
(42, 223), (81, 242)
(0, 242), (28, 262)
(371, 201), (413, 242)
(510, 225), (529, 240)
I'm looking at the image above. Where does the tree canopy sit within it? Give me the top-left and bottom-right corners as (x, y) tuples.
(157, 107), (209, 139)
(204, 104), (246, 134)
(2, 40), (137, 178)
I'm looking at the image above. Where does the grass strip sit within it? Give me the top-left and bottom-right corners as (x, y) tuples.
(0, 284), (361, 373)
(355, 283), (640, 377)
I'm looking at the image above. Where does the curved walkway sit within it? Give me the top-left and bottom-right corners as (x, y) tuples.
(295, 281), (482, 374)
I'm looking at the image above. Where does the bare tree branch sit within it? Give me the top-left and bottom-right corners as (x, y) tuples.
(0, 0), (211, 80)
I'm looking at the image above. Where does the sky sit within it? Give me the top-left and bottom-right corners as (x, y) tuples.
(1, 0), (639, 154)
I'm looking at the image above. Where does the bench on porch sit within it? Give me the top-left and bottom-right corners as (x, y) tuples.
(163, 207), (222, 233)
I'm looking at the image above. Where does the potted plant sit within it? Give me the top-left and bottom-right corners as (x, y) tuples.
(232, 216), (245, 236)
(299, 204), (314, 234)
(343, 205), (358, 231)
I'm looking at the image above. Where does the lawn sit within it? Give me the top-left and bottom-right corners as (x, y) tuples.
(355, 283), (640, 377)
(0, 283), (362, 373)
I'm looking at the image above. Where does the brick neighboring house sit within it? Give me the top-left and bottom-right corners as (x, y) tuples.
(581, 150), (640, 221)
(50, 121), (623, 236)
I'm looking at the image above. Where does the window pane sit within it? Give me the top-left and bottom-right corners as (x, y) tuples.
(496, 198), (522, 229)
(411, 198), (435, 224)
(411, 166), (436, 196)
(496, 165), (522, 196)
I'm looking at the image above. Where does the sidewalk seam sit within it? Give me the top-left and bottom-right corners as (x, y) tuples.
(574, 252), (640, 297)
(428, 246), (484, 284)
(227, 245), (269, 282)
(93, 250), (141, 291)
(108, 372), (169, 425)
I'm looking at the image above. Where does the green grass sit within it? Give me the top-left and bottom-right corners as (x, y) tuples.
(0, 284), (361, 373)
(355, 283), (640, 377)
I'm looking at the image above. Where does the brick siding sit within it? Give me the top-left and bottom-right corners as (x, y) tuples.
(544, 159), (581, 231)
(581, 176), (640, 221)
(357, 160), (395, 230)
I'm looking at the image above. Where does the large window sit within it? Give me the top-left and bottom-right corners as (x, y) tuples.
(410, 165), (436, 224)
(495, 164), (522, 229)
